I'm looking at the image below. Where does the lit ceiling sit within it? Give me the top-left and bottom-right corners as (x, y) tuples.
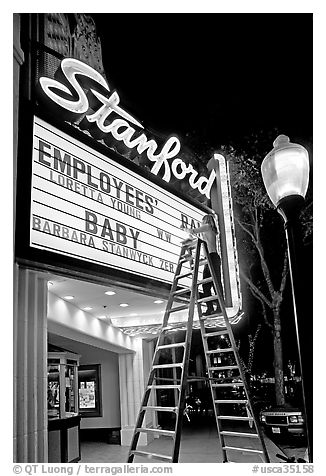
(47, 275), (167, 326)
(46, 275), (243, 336)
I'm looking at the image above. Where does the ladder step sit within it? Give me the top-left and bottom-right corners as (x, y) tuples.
(175, 297), (191, 304)
(198, 295), (219, 303)
(200, 311), (222, 319)
(175, 271), (193, 279)
(148, 385), (180, 390)
(206, 348), (234, 354)
(168, 304), (189, 313)
(197, 277), (213, 285)
(130, 451), (172, 462)
(221, 431), (259, 438)
(204, 330), (229, 338)
(223, 446), (263, 454)
(208, 365), (239, 371)
(157, 342), (185, 350)
(136, 427), (175, 437)
(172, 288), (191, 296)
(153, 363), (183, 370)
(143, 406), (178, 413)
(215, 399), (247, 404)
(212, 382), (244, 387)
(218, 415), (253, 421)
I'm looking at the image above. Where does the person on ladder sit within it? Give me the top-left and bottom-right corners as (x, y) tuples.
(181, 213), (224, 315)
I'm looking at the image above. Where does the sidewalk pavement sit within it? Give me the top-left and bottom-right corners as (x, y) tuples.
(81, 426), (286, 464)
(263, 434), (287, 463)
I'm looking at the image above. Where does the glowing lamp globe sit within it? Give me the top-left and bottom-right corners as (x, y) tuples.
(261, 135), (309, 209)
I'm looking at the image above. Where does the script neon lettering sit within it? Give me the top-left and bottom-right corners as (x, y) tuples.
(39, 58), (216, 198)
(171, 158), (192, 179)
(39, 58), (108, 115)
(87, 90), (143, 128)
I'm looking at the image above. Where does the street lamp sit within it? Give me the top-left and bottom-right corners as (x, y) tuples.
(261, 134), (311, 462)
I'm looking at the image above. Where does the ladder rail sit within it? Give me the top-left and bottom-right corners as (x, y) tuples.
(200, 239), (270, 463)
(160, 246), (193, 330)
(197, 286), (228, 462)
(171, 239), (201, 462)
(127, 244), (191, 462)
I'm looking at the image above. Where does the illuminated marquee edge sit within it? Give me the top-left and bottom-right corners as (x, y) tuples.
(215, 154), (242, 320)
(117, 312), (245, 336)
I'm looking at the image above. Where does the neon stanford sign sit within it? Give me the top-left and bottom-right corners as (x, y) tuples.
(38, 58), (216, 198)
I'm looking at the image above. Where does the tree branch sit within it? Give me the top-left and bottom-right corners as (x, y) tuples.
(240, 268), (273, 308)
(279, 252), (289, 294)
(259, 298), (273, 331)
(245, 278), (273, 331)
(247, 324), (262, 373)
(237, 215), (277, 300)
(236, 218), (257, 243)
(254, 324), (262, 340)
(254, 239), (277, 298)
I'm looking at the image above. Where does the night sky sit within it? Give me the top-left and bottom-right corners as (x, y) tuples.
(92, 13), (313, 371)
(92, 13), (312, 151)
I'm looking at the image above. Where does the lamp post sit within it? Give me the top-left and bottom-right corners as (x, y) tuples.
(261, 134), (311, 462)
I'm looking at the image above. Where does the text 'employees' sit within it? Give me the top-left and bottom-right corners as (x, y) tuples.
(38, 140), (156, 214)
(85, 211), (140, 248)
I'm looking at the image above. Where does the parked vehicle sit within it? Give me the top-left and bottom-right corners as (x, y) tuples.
(260, 404), (305, 437)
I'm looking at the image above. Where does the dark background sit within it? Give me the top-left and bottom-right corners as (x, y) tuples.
(92, 13), (312, 150)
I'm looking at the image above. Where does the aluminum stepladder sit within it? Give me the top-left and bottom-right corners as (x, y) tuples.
(197, 239), (270, 463)
(127, 238), (270, 463)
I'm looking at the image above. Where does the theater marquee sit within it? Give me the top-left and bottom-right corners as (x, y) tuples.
(27, 56), (242, 320)
(29, 116), (241, 319)
(31, 117), (205, 285)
